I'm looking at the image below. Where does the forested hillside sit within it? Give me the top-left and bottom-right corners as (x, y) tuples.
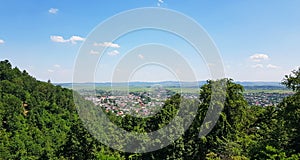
(0, 60), (122, 159)
(0, 60), (299, 159)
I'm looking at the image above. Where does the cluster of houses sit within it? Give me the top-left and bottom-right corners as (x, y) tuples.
(84, 88), (292, 117)
(85, 91), (169, 117)
(243, 92), (294, 107)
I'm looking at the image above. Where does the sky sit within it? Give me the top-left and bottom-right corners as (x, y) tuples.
(0, 0), (300, 83)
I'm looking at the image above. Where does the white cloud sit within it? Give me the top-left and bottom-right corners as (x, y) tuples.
(0, 39), (5, 44)
(49, 8), (59, 14)
(93, 42), (120, 48)
(250, 54), (269, 62)
(138, 54), (144, 59)
(48, 69), (54, 73)
(251, 64), (280, 69)
(50, 35), (85, 44)
(90, 49), (99, 55)
(252, 64), (264, 68)
(157, 0), (164, 6)
(107, 50), (119, 56)
(267, 64), (279, 69)
(69, 36), (85, 43)
(54, 64), (61, 68)
(50, 35), (67, 43)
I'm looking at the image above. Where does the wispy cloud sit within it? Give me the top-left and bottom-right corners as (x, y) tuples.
(53, 64), (61, 68)
(266, 64), (279, 69)
(49, 8), (59, 14)
(250, 54), (269, 62)
(69, 36), (85, 43)
(93, 42), (120, 48)
(50, 36), (67, 43)
(48, 69), (54, 73)
(252, 64), (264, 68)
(50, 35), (85, 44)
(157, 0), (164, 6)
(138, 54), (144, 59)
(251, 63), (280, 69)
(0, 39), (4, 44)
(89, 49), (100, 55)
(107, 50), (120, 56)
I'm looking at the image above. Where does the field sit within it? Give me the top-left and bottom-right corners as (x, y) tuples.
(69, 85), (294, 95)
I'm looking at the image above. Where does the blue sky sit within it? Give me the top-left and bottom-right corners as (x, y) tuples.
(0, 0), (300, 82)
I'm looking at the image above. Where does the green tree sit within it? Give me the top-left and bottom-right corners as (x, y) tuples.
(282, 67), (300, 92)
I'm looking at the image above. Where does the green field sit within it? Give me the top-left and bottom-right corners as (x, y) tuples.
(243, 89), (294, 94)
(72, 85), (294, 95)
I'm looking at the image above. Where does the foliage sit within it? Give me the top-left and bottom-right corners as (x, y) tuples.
(282, 67), (300, 92)
(0, 60), (299, 159)
(0, 60), (122, 159)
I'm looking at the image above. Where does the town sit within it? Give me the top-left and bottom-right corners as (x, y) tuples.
(243, 91), (294, 107)
(84, 86), (294, 117)
(85, 87), (178, 117)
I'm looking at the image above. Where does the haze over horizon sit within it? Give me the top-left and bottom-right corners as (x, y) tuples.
(1, 0), (300, 83)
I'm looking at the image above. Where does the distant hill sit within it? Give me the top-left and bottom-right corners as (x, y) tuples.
(235, 81), (286, 90)
(235, 81), (282, 86)
(56, 81), (285, 90)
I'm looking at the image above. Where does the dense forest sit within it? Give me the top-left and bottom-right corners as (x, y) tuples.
(0, 59), (299, 159)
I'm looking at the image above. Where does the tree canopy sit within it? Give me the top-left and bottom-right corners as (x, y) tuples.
(0, 60), (299, 159)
